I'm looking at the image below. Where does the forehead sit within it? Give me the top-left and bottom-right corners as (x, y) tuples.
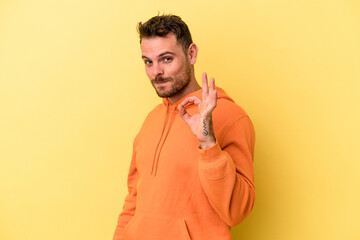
(140, 34), (182, 58)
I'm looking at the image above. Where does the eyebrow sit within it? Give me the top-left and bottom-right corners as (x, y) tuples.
(142, 51), (175, 59)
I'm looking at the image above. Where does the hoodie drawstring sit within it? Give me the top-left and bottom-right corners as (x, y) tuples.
(151, 105), (176, 176)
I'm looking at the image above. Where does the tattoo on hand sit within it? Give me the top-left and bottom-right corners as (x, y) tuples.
(202, 120), (208, 136)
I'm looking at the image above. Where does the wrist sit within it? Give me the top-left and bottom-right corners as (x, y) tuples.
(199, 137), (216, 149)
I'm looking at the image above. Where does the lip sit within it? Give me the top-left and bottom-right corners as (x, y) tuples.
(154, 81), (169, 87)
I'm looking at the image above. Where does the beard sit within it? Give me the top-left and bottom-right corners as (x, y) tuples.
(150, 63), (191, 98)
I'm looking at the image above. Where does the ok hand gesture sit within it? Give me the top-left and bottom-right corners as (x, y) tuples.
(178, 72), (217, 149)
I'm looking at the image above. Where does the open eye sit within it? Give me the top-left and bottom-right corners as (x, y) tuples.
(163, 57), (173, 63)
(144, 59), (152, 65)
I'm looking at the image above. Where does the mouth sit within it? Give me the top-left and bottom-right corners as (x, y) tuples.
(152, 78), (172, 87)
(154, 81), (169, 87)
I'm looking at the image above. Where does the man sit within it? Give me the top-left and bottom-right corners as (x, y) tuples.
(113, 14), (255, 240)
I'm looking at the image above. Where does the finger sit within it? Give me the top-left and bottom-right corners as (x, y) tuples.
(202, 89), (217, 117)
(178, 104), (191, 121)
(211, 89), (217, 107)
(209, 78), (215, 92)
(202, 72), (209, 99)
(180, 96), (201, 107)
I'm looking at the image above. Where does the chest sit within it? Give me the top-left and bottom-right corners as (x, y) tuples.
(134, 113), (199, 178)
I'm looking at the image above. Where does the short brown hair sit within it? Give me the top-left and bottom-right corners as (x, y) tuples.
(137, 14), (193, 53)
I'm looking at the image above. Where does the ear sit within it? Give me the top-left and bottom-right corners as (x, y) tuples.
(187, 43), (198, 65)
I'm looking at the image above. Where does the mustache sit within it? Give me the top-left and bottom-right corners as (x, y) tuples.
(152, 77), (172, 83)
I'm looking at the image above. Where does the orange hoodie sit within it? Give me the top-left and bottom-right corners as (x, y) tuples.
(113, 87), (255, 240)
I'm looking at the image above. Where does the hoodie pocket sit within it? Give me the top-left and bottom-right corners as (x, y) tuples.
(123, 212), (191, 240)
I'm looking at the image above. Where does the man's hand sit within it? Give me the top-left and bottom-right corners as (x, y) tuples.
(178, 72), (217, 149)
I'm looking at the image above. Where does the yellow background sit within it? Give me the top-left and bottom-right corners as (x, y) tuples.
(1, 0), (359, 239)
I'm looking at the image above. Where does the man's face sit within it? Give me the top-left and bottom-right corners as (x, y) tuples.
(141, 34), (191, 99)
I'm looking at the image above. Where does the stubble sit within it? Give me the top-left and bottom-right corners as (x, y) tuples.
(151, 63), (191, 98)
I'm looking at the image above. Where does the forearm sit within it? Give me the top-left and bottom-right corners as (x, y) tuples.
(198, 116), (255, 226)
(199, 115), (216, 149)
(113, 197), (136, 240)
(198, 142), (255, 226)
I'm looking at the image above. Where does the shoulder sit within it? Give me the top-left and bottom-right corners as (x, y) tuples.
(215, 98), (248, 119)
(145, 103), (164, 119)
(213, 87), (248, 120)
(212, 93), (254, 144)
(213, 90), (249, 126)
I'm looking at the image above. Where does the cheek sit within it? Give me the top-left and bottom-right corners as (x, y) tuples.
(169, 63), (184, 77)
(144, 67), (152, 79)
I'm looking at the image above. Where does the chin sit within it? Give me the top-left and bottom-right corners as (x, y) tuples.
(156, 91), (172, 98)
(154, 86), (171, 98)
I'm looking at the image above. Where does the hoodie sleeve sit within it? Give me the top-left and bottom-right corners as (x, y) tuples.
(198, 115), (255, 227)
(113, 148), (138, 240)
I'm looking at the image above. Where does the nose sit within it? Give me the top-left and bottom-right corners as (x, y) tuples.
(152, 63), (164, 77)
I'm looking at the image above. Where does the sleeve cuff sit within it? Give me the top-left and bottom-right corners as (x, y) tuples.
(198, 141), (225, 163)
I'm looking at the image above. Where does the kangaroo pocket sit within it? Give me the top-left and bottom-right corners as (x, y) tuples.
(124, 212), (191, 240)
